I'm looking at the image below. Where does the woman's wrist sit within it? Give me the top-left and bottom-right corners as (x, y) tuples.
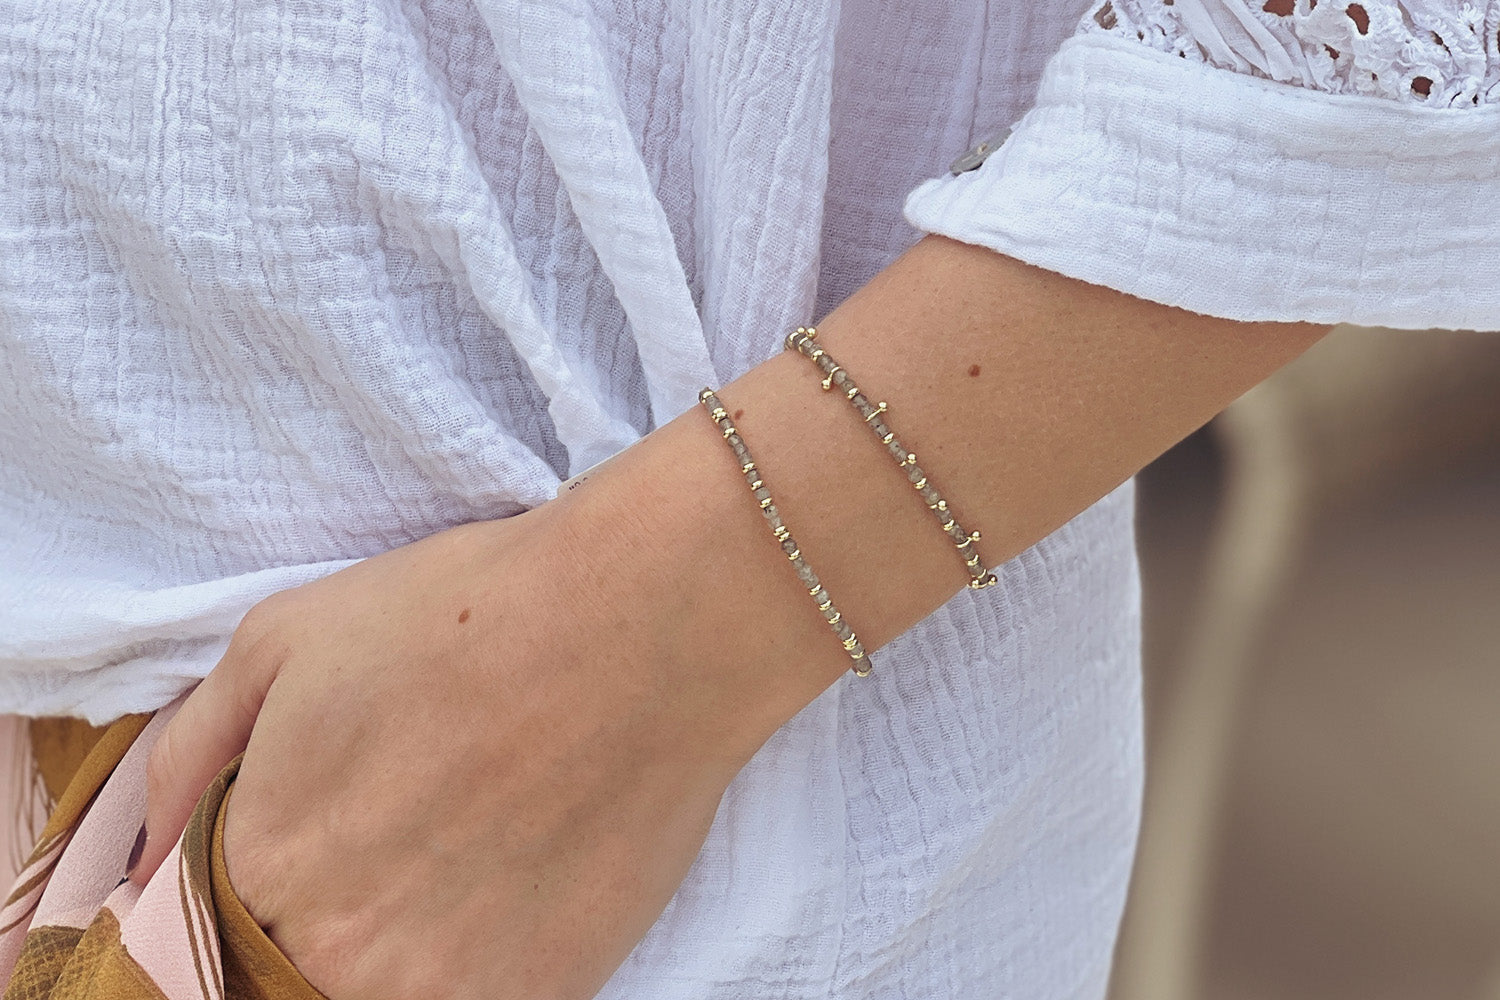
(522, 237), (1331, 772)
(518, 421), (833, 771)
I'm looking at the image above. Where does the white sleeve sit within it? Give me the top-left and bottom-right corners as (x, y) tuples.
(903, 0), (1500, 331)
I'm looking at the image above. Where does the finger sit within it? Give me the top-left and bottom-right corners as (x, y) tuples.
(128, 623), (285, 885)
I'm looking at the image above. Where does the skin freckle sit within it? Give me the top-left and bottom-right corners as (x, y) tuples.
(457, 608), (471, 624)
(733, 409), (744, 419)
(968, 364), (981, 377)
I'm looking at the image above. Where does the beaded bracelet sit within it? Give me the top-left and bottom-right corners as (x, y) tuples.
(698, 388), (871, 676)
(784, 326), (997, 590)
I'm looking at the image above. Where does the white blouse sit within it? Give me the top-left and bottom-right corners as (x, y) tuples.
(0, 1), (1496, 996)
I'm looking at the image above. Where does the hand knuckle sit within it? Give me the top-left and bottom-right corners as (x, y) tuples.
(227, 596), (295, 668)
(235, 594), (287, 643)
(145, 730), (177, 801)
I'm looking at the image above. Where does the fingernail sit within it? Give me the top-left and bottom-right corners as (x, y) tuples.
(126, 824), (146, 876)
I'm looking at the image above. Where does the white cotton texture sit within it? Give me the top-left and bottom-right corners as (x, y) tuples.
(1, 0), (1496, 995)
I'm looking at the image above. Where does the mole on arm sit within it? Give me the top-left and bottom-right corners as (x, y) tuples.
(457, 608), (472, 624)
(967, 364), (981, 377)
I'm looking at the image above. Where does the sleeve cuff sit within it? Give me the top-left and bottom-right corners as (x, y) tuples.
(903, 33), (1500, 332)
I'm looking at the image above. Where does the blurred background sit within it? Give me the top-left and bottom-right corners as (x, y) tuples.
(1108, 325), (1500, 1000)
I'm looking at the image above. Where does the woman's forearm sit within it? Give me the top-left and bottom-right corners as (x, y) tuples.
(550, 236), (1330, 755)
(131, 235), (1333, 997)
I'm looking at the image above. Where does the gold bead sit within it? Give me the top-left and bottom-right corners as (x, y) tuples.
(825, 610), (842, 625)
(842, 636), (861, 651)
(912, 476), (927, 490)
(845, 385), (859, 400)
(785, 548), (801, 561)
(698, 388), (714, 402)
(881, 432), (895, 445)
(903, 452), (917, 466)
(969, 529), (981, 542)
(758, 496), (773, 509)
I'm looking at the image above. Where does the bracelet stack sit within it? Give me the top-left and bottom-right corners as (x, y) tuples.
(697, 325), (994, 679)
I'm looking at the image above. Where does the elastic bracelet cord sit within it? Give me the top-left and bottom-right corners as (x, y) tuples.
(784, 326), (998, 591)
(698, 389), (871, 677)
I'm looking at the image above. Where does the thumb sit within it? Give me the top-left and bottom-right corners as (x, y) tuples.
(128, 617), (285, 885)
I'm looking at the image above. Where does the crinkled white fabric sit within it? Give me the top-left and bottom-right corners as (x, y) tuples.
(2, 1), (1137, 995)
(1085, 0), (1500, 107)
(906, 32), (1500, 331)
(0, 0), (1490, 994)
(1, 0), (847, 718)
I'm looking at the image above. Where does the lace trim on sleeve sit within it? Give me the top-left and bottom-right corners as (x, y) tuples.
(1083, 0), (1500, 107)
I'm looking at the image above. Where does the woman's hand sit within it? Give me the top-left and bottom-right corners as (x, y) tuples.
(128, 490), (782, 1000)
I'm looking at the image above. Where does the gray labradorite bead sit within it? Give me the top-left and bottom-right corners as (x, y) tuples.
(705, 372), (881, 676)
(779, 334), (997, 588)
